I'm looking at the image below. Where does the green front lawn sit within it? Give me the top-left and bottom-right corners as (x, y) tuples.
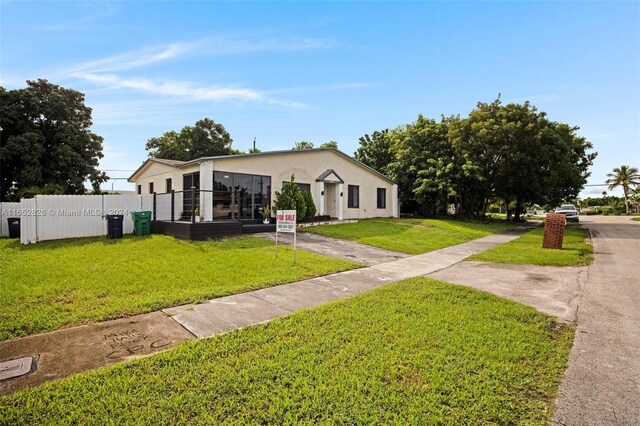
(302, 218), (514, 254)
(1, 278), (574, 425)
(0, 235), (359, 341)
(632, 217), (640, 222)
(468, 224), (593, 266)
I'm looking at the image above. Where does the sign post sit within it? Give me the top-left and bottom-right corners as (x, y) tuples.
(276, 209), (297, 264)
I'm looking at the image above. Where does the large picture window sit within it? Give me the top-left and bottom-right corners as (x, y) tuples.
(377, 188), (386, 209)
(214, 171), (271, 220)
(348, 185), (360, 208)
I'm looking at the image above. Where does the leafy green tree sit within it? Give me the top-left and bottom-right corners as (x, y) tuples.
(273, 175), (306, 221)
(320, 141), (338, 149)
(293, 141), (314, 150)
(391, 115), (462, 215)
(605, 165), (640, 214)
(450, 99), (596, 220)
(0, 79), (107, 201)
(303, 190), (317, 218)
(146, 118), (236, 161)
(354, 129), (395, 176)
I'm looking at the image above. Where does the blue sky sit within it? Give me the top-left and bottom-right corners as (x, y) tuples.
(1, 1), (639, 196)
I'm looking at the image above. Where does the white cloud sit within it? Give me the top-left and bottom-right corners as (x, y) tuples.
(60, 37), (347, 109)
(68, 43), (195, 74)
(75, 73), (264, 102)
(66, 36), (333, 75)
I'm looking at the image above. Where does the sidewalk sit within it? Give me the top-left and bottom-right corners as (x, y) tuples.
(1, 225), (534, 395)
(164, 227), (532, 337)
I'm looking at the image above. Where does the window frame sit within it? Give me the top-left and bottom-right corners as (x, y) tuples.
(166, 178), (172, 193)
(148, 182), (154, 194)
(348, 185), (360, 209)
(377, 188), (386, 209)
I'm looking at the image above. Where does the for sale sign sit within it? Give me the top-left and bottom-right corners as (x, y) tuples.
(275, 209), (297, 264)
(276, 210), (296, 233)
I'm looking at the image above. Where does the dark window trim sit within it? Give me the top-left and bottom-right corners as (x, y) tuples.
(377, 188), (386, 209)
(348, 185), (360, 209)
(137, 185), (141, 195)
(215, 170), (272, 182)
(166, 178), (172, 192)
(149, 182), (154, 194)
(182, 171), (201, 190)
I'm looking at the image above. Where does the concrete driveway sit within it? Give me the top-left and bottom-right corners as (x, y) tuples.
(553, 216), (640, 425)
(256, 232), (409, 265)
(428, 261), (586, 323)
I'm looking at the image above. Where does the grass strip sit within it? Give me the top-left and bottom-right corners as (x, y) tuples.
(1, 277), (574, 425)
(468, 224), (593, 266)
(0, 235), (359, 340)
(302, 218), (514, 255)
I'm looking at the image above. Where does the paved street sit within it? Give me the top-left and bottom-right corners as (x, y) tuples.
(554, 216), (640, 425)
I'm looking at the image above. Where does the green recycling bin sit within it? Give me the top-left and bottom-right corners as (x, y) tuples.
(131, 211), (152, 236)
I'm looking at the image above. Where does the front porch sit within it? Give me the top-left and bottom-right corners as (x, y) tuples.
(151, 220), (276, 240)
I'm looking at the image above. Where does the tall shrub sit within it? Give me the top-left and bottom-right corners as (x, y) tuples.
(304, 191), (316, 218)
(274, 175), (306, 221)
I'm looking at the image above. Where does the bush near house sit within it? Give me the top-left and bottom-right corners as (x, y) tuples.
(303, 190), (316, 219)
(274, 174), (306, 221)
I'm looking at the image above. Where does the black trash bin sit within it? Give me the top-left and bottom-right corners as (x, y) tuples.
(7, 218), (20, 239)
(106, 215), (124, 239)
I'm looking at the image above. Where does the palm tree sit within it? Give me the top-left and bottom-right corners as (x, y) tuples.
(605, 165), (640, 214)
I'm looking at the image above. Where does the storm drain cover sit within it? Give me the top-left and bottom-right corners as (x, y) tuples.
(0, 356), (34, 381)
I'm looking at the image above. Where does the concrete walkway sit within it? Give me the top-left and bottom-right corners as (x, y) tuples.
(255, 232), (409, 265)
(0, 225), (534, 394)
(164, 227), (533, 338)
(553, 216), (640, 425)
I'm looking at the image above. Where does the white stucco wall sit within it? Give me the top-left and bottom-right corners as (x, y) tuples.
(207, 150), (397, 219)
(132, 162), (200, 195)
(130, 150), (398, 220)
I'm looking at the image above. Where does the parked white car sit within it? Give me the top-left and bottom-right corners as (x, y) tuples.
(555, 204), (579, 222)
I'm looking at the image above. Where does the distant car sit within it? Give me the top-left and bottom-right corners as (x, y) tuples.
(555, 204), (579, 222)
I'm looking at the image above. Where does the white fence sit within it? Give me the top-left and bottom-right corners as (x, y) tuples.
(1, 195), (153, 244)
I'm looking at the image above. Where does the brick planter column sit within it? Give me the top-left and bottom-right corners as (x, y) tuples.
(543, 213), (566, 249)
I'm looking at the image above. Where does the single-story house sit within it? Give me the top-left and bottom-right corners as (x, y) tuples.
(128, 148), (399, 225)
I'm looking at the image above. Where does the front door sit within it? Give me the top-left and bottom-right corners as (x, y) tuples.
(182, 172), (200, 218)
(324, 183), (337, 218)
